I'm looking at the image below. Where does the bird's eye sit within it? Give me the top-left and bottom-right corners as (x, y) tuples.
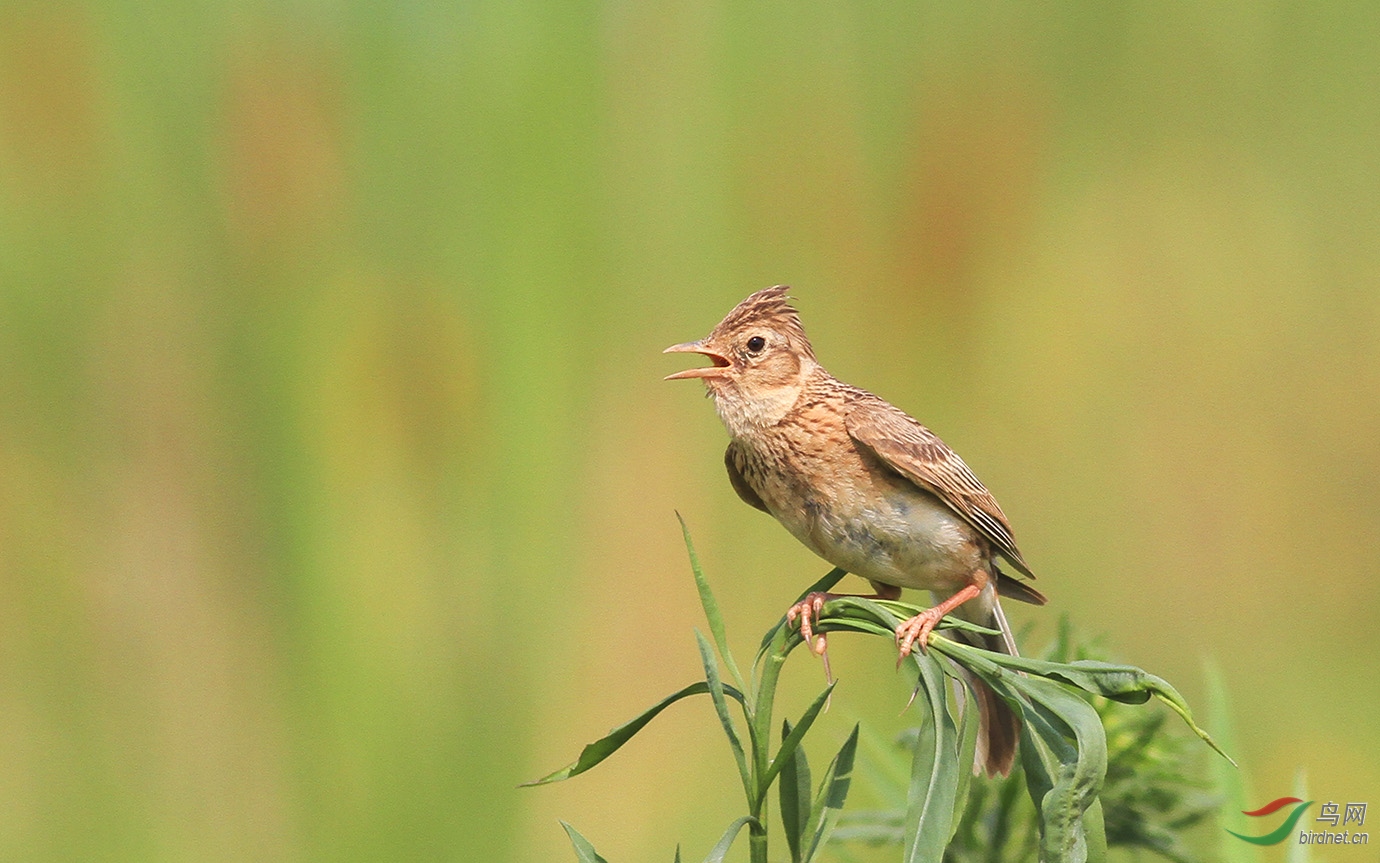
(746, 335), (766, 354)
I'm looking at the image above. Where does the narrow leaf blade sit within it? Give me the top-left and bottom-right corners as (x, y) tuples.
(934, 637), (1109, 863)
(901, 650), (960, 863)
(803, 723), (860, 862)
(678, 513), (746, 692)
(1085, 797), (1108, 863)
(948, 679), (980, 844)
(701, 815), (759, 863)
(560, 821), (611, 863)
(696, 629), (752, 798)
(779, 719), (812, 863)
(936, 643), (1233, 765)
(1008, 672), (1108, 863)
(524, 680), (744, 785)
(761, 681), (836, 793)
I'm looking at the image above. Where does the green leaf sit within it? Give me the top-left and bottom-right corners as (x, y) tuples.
(813, 595), (966, 859)
(779, 719), (812, 863)
(677, 513), (748, 693)
(524, 680), (746, 785)
(1019, 724), (1059, 818)
(1085, 797), (1108, 863)
(825, 619), (1222, 862)
(1008, 673), (1108, 863)
(902, 649), (960, 863)
(868, 598), (1004, 638)
(935, 638), (1108, 863)
(696, 629), (753, 800)
(817, 597), (1002, 639)
(761, 681), (836, 795)
(943, 647), (1234, 766)
(948, 681), (980, 845)
(803, 723), (860, 862)
(815, 617), (895, 638)
(560, 821), (610, 863)
(838, 596), (963, 861)
(701, 815), (759, 863)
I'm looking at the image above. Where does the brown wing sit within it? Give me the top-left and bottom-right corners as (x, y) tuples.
(724, 442), (770, 513)
(844, 395), (1037, 580)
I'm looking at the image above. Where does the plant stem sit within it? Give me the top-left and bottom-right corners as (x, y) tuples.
(746, 622), (800, 863)
(748, 821), (767, 863)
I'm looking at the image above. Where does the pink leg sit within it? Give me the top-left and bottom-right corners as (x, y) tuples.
(895, 582), (983, 659)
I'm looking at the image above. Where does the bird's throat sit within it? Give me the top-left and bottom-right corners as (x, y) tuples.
(710, 382), (803, 437)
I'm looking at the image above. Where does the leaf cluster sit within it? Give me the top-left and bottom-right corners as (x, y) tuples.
(526, 519), (1231, 863)
(834, 621), (1221, 863)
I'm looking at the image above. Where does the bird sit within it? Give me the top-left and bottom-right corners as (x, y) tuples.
(663, 285), (1046, 777)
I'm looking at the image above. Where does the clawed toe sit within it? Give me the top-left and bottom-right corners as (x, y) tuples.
(786, 592), (835, 686)
(787, 592), (831, 655)
(895, 608), (943, 662)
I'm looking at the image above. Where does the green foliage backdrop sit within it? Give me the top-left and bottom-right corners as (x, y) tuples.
(0, 2), (1376, 860)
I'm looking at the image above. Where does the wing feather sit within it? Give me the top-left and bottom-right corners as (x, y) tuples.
(844, 395), (1037, 579)
(724, 442), (770, 513)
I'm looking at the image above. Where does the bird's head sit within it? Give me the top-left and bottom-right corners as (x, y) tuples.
(664, 286), (817, 436)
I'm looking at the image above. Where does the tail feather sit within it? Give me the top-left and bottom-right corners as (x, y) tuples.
(942, 584), (1021, 777)
(996, 568), (1047, 606)
(970, 672), (1019, 778)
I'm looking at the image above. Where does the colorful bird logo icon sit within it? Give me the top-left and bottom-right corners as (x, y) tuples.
(1227, 797), (1314, 845)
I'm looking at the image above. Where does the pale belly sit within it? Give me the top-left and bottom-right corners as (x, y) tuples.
(770, 482), (981, 594)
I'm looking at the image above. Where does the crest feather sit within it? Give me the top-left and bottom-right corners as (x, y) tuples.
(712, 286), (815, 359)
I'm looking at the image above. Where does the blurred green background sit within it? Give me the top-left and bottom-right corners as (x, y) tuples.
(1, 1), (1377, 860)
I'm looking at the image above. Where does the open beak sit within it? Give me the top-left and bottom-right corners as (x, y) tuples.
(663, 340), (731, 380)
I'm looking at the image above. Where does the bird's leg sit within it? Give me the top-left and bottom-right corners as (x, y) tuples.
(895, 581), (983, 659)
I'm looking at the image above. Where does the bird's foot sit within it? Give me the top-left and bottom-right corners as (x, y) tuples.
(895, 607), (945, 662)
(786, 592), (832, 656)
(786, 592), (836, 686)
(895, 582), (983, 664)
